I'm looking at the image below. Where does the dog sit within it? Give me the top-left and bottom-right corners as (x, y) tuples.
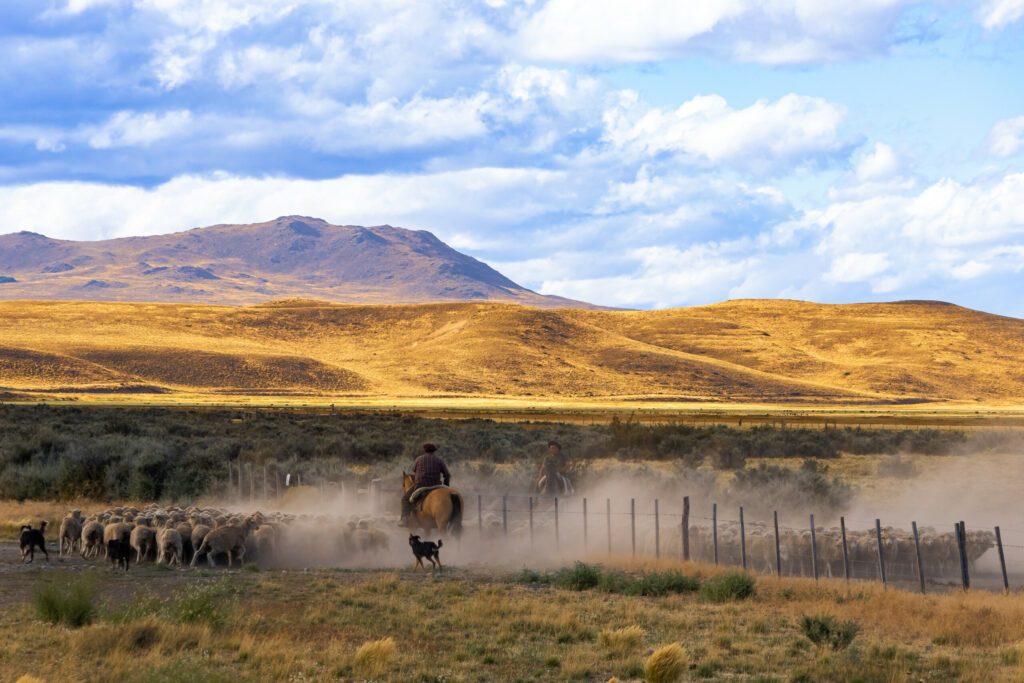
(20, 522), (49, 563)
(107, 538), (131, 572)
(408, 534), (443, 572)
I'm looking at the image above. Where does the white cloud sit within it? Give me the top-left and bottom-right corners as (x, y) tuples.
(517, 0), (919, 65)
(977, 0), (1024, 29)
(854, 142), (900, 182)
(989, 116), (1024, 158)
(825, 252), (892, 283)
(0, 168), (577, 241)
(602, 93), (848, 172)
(87, 110), (193, 149)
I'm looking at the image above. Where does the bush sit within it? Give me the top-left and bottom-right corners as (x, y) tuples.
(34, 575), (96, 628)
(644, 643), (687, 683)
(598, 625), (644, 655)
(167, 581), (236, 628)
(623, 571), (700, 597)
(699, 571), (756, 603)
(551, 562), (602, 591)
(800, 615), (860, 650)
(354, 637), (396, 677)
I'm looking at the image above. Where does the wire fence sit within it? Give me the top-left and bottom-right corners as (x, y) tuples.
(221, 462), (1018, 593)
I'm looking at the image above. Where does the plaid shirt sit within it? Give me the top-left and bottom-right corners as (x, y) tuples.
(412, 452), (451, 487)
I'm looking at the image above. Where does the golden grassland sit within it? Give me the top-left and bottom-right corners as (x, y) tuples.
(4, 560), (1024, 682)
(2, 298), (1024, 412)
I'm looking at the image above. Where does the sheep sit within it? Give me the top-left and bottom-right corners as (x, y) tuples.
(103, 521), (132, 558)
(176, 522), (194, 565)
(156, 524), (184, 567)
(130, 519), (157, 565)
(191, 517), (259, 568)
(80, 520), (104, 558)
(59, 514), (83, 556)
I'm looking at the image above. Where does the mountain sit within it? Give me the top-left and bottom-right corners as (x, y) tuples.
(1, 298), (1022, 405)
(0, 216), (593, 308)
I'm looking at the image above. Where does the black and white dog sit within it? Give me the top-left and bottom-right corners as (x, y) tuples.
(408, 534), (443, 572)
(20, 521), (49, 563)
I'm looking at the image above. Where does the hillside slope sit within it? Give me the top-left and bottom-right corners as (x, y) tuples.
(0, 216), (591, 308)
(0, 299), (1021, 405)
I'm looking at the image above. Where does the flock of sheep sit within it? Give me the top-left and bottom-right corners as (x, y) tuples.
(56, 504), (392, 569)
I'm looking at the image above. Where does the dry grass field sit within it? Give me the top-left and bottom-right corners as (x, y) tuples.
(3, 559), (1024, 682)
(2, 298), (1024, 411)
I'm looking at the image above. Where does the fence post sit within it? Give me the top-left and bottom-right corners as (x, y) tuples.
(554, 497), (560, 551)
(227, 462), (233, 498)
(810, 514), (818, 580)
(583, 497), (588, 554)
(238, 463), (244, 500)
(875, 518), (887, 588)
(606, 498), (612, 557)
(956, 521), (970, 590)
(713, 502), (719, 565)
(773, 511), (782, 576)
(912, 521), (926, 594)
(502, 495), (508, 536)
(995, 526), (1009, 593)
(630, 498), (636, 558)
(840, 516), (850, 581)
(250, 463), (256, 503)
(477, 494), (483, 540)
(263, 463), (268, 501)
(739, 506), (747, 570)
(682, 496), (690, 562)
(654, 499), (660, 560)
(528, 496), (534, 548)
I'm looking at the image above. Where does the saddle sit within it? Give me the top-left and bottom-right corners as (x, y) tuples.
(409, 484), (448, 506)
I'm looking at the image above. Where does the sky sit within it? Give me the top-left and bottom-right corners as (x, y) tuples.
(1, 1), (1023, 314)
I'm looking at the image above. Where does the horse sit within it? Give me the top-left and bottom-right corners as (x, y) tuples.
(402, 472), (464, 538)
(535, 469), (574, 497)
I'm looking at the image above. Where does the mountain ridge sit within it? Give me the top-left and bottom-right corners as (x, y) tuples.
(0, 216), (598, 309)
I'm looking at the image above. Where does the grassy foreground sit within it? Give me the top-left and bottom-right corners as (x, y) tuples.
(4, 561), (1024, 682)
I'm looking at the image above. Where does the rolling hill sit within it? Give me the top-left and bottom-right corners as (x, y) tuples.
(0, 298), (1022, 406)
(0, 216), (591, 308)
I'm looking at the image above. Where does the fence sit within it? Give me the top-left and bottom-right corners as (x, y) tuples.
(221, 462), (1020, 593)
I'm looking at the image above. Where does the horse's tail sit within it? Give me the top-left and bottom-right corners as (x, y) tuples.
(448, 493), (463, 538)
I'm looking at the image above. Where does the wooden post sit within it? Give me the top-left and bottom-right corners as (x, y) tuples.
(739, 506), (747, 570)
(773, 511), (782, 576)
(477, 494), (483, 540)
(713, 502), (719, 565)
(875, 518), (887, 587)
(263, 463), (268, 501)
(810, 514), (818, 580)
(840, 516), (850, 581)
(630, 498), (636, 558)
(654, 499), (660, 560)
(238, 463), (244, 500)
(912, 521), (926, 594)
(956, 521), (970, 591)
(995, 526), (1009, 593)
(528, 496), (534, 548)
(250, 463), (256, 503)
(227, 462), (233, 498)
(554, 497), (560, 551)
(682, 496), (690, 562)
(502, 495), (508, 536)
(274, 466), (280, 499)
(582, 497), (588, 554)
(606, 498), (612, 557)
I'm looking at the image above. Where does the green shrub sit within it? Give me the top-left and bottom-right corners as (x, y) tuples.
(551, 562), (602, 591)
(34, 575), (96, 627)
(699, 571), (756, 603)
(800, 615), (860, 650)
(167, 581), (237, 627)
(621, 571), (700, 597)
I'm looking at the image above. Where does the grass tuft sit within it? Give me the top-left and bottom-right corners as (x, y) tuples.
(551, 562), (602, 591)
(644, 643), (687, 683)
(800, 614), (860, 650)
(598, 625), (644, 656)
(354, 637), (396, 677)
(34, 574), (96, 628)
(699, 571), (756, 603)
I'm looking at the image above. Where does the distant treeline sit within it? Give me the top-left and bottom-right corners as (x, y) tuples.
(0, 405), (1011, 502)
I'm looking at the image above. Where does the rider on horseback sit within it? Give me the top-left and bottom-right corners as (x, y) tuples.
(401, 443), (451, 524)
(537, 441), (573, 495)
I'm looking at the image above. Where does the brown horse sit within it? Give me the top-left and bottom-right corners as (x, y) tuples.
(402, 472), (463, 538)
